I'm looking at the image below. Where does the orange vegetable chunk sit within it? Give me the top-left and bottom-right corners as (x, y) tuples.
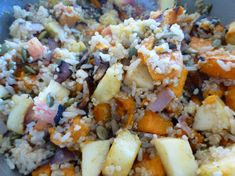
(32, 164), (51, 176)
(169, 67), (188, 97)
(225, 86), (235, 111)
(137, 111), (172, 135)
(94, 103), (111, 122)
(134, 154), (166, 176)
(198, 49), (235, 79)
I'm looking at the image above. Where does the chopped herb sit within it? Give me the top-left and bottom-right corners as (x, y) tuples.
(46, 93), (54, 107)
(24, 65), (36, 74)
(0, 44), (9, 55)
(54, 105), (66, 126)
(129, 47), (137, 58)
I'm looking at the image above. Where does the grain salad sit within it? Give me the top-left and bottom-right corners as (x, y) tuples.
(1, 0), (235, 175)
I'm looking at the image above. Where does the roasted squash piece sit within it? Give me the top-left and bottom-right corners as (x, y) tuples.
(58, 5), (80, 26)
(134, 154), (166, 176)
(189, 37), (213, 53)
(137, 111), (172, 135)
(93, 103), (111, 122)
(226, 21), (235, 45)
(49, 116), (89, 146)
(198, 49), (235, 79)
(32, 164), (51, 176)
(169, 67), (188, 97)
(147, 52), (183, 82)
(70, 116), (90, 143)
(163, 6), (184, 25)
(115, 96), (135, 128)
(62, 165), (75, 176)
(225, 86), (235, 111)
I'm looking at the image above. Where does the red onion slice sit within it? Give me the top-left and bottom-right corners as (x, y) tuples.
(147, 88), (175, 112)
(50, 149), (76, 164)
(178, 115), (189, 123)
(0, 119), (7, 135)
(176, 121), (193, 137)
(176, 115), (193, 137)
(48, 38), (59, 51)
(55, 61), (72, 83)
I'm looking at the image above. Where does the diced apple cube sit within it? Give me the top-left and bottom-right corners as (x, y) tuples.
(7, 94), (33, 134)
(124, 59), (154, 90)
(81, 140), (111, 176)
(193, 95), (233, 133)
(102, 130), (141, 176)
(158, 0), (175, 11)
(197, 145), (235, 176)
(64, 40), (86, 53)
(92, 63), (123, 103)
(154, 138), (198, 176)
(38, 80), (70, 103)
(45, 21), (63, 38)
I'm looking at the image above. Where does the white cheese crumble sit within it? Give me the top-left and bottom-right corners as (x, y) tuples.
(89, 33), (111, 51)
(76, 69), (88, 84)
(170, 24), (184, 41)
(216, 60), (235, 72)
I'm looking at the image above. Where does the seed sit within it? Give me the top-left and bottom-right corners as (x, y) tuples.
(64, 98), (75, 107)
(163, 33), (178, 38)
(129, 47), (137, 58)
(212, 39), (221, 48)
(96, 126), (109, 140)
(24, 65), (36, 74)
(0, 44), (9, 55)
(38, 31), (47, 40)
(111, 119), (119, 135)
(46, 93), (54, 107)
(22, 48), (28, 61)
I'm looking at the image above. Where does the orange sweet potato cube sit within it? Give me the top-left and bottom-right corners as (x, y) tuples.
(32, 164), (51, 176)
(94, 103), (111, 122)
(225, 86), (235, 111)
(134, 154), (166, 176)
(137, 111), (172, 135)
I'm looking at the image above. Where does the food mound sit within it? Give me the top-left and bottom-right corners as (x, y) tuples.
(0, 0), (235, 175)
